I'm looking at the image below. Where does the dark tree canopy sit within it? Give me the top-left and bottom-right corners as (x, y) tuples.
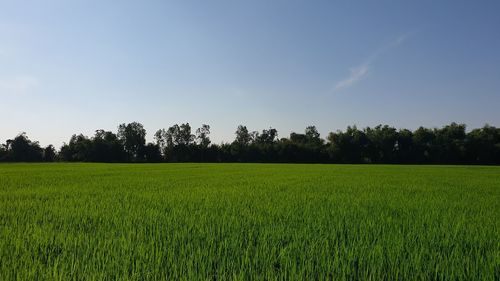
(1, 133), (43, 162)
(255, 128), (278, 144)
(196, 124), (211, 148)
(1, 122), (500, 164)
(43, 145), (57, 162)
(118, 122), (146, 160)
(235, 125), (252, 145)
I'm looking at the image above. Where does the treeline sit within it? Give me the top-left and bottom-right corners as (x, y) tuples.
(1, 122), (499, 164)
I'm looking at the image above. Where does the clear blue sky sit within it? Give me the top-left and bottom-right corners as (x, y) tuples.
(1, 0), (499, 147)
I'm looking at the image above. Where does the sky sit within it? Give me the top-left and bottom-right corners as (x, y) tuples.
(1, 0), (499, 147)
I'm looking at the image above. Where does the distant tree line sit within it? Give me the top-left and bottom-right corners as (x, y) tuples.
(1, 122), (499, 164)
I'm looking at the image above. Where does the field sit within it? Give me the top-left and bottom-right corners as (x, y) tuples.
(0, 164), (499, 280)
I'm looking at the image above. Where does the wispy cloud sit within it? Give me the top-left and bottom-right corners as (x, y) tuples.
(0, 75), (40, 95)
(334, 32), (412, 91)
(334, 64), (370, 90)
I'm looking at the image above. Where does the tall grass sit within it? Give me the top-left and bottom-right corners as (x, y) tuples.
(0, 163), (498, 280)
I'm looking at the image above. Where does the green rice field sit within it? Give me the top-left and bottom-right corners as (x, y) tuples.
(0, 163), (499, 280)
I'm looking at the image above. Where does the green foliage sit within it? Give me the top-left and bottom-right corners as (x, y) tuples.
(196, 124), (211, 148)
(60, 131), (127, 162)
(2, 123), (500, 163)
(1, 133), (43, 162)
(255, 128), (278, 144)
(42, 145), (56, 162)
(118, 122), (146, 160)
(0, 164), (498, 280)
(235, 125), (252, 145)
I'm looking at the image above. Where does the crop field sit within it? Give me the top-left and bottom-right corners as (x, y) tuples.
(0, 163), (499, 280)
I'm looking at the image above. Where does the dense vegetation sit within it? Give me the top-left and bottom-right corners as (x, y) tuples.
(0, 163), (498, 280)
(1, 122), (500, 164)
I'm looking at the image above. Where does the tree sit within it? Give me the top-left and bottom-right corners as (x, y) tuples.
(290, 125), (324, 147)
(235, 125), (252, 145)
(433, 123), (466, 163)
(43, 145), (56, 162)
(60, 134), (92, 161)
(142, 143), (162, 162)
(165, 124), (180, 147)
(412, 127), (435, 163)
(7, 133), (43, 162)
(0, 144), (7, 161)
(365, 125), (398, 163)
(289, 132), (307, 144)
(327, 126), (368, 163)
(465, 125), (500, 164)
(3, 121), (499, 164)
(256, 128), (278, 144)
(154, 129), (167, 152)
(91, 130), (126, 162)
(159, 123), (195, 148)
(395, 129), (413, 163)
(118, 122), (146, 161)
(305, 126), (321, 144)
(196, 124), (211, 147)
(179, 123), (194, 145)
(59, 130), (126, 162)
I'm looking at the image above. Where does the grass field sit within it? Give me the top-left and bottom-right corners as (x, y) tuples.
(0, 163), (498, 280)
